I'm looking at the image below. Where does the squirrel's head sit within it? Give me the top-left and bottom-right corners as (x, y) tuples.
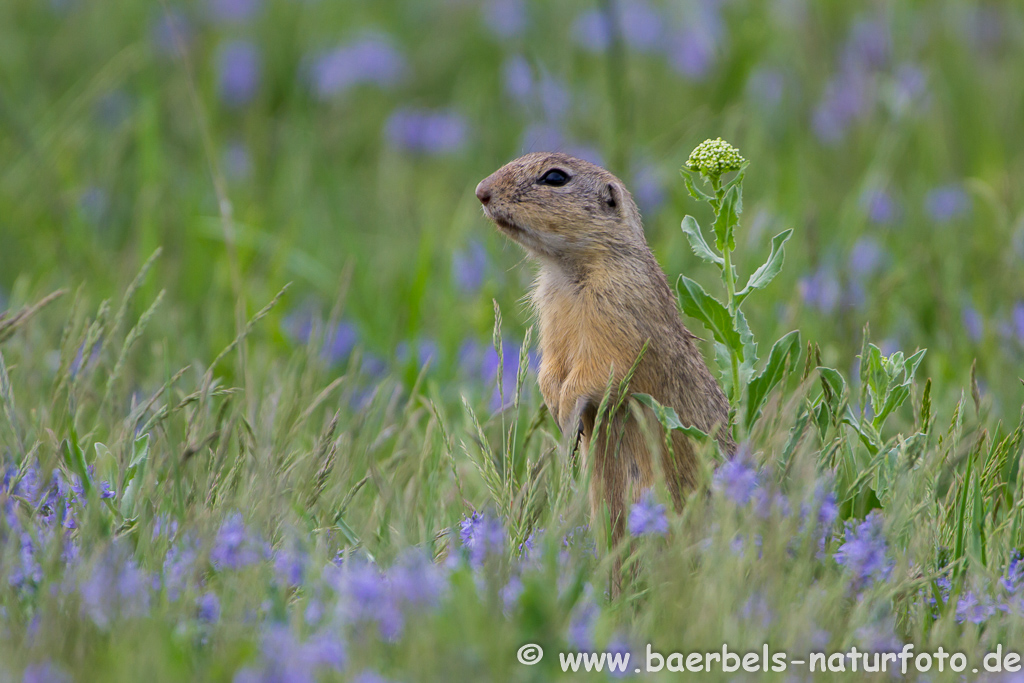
(475, 152), (644, 264)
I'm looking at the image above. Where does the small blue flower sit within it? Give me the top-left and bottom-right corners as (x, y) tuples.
(197, 592), (221, 623)
(848, 237), (885, 277)
(217, 40), (261, 107)
(482, 0), (527, 39)
(207, 0), (260, 24)
(502, 55), (534, 101)
(388, 547), (446, 609)
(713, 448), (760, 505)
(385, 108), (468, 155)
(834, 511), (892, 592)
(151, 9), (193, 56)
(799, 266), (842, 314)
(459, 511), (506, 567)
(211, 513), (269, 571)
(842, 18), (891, 71)
(308, 35), (406, 100)
(812, 67), (874, 144)
(860, 189), (898, 224)
(962, 305), (984, 342)
(23, 662), (72, 683)
(955, 590), (996, 624)
(924, 184), (970, 222)
(452, 240), (489, 296)
(627, 490), (668, 537)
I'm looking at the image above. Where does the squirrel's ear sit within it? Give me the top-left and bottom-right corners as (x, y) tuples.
(600, 182), (619, 212)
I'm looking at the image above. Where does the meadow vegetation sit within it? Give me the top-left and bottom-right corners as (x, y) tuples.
(2, 1), (1024, 680)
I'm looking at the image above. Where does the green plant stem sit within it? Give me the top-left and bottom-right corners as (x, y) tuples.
(711, 175), (741, 424)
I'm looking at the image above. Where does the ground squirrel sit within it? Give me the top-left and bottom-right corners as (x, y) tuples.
(475, 152), (736, 561)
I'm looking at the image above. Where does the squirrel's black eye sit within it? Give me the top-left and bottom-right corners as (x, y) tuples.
(537, 169), (570, 187)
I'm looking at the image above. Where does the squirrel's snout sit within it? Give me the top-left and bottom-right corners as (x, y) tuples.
(475, 179), (492, 206)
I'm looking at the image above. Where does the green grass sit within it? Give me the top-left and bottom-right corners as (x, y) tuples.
(2, 0), (1024, 681)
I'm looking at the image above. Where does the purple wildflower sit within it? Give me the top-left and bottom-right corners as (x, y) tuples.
(956, 590), (996, 624)
(197, 592), (221, 623)
(842, 18), (891, 71)
(459, 511), (506, 567)
(502, 55), (534, 101)
(861, 189), (897, 224)
(799, 266), (842, 313)
(962, 305), (983, 342)
(665, 26), (716, 80)
(308, 35), (406, 100)
(713, 448), (760, 505)
(893, 63), (928, 107)
(452, 240), (489, 296)
(23, 662), (72, 683)
(567, 586), (599, 650)
(211, 513), (269, 571)
(1001, 552), (1024, 594)
(812, 67), (874, 144)
(245, 625), (346, 682)
(207, 0), (260, 24)
(336, 559), (404, 639)
(627, 491), (668, 537)
(501, 575), (524, 612)
(388, 547), (446, 609)
(482, 0), (527, 39)
(384, 108), (468, 155)
(217, 40), (261, 107)
(151, 9), (192, 56)
(848, 236), (885, 277)
(834, 511), (892, 591)
(924, 184), (970, 222)
(632, 162), (665, 216)
(273, 540), (307, 588)
(79, 543), (151, 628)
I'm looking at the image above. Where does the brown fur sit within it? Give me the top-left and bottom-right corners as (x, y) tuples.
(475, 153), (735, 582)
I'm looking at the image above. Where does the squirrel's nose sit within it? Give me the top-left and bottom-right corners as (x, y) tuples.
(475, 180), (492, 205)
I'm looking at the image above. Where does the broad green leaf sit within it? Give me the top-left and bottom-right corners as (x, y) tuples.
(94, 442), (118, 487)
(680, 216), (724, 267)
(712, 184), (740, 252)
(681, 171), (714, 202)
(676, 276), (742, 359)
(633, 393), (712, 442)
(63, 419), (92, 498)
(735, 229), (794, 306)
(120, 434), (150, 518)
(735, 309), (758, 384)
(745, 330), (801, 431)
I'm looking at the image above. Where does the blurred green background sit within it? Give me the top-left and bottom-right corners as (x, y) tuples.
(1, 0), (1022, 408)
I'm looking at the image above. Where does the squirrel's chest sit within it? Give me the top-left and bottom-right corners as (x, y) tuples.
(532, 273), (637, 383)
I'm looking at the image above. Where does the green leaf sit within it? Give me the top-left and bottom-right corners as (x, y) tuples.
(681, 171), (714, 202)
(745, 330), (801, 431)
(735, 309), (758, 384)
(120, 434), (150, 518)
(712, 184), (740, 252)
(633, 393), (712, 442)
(676, 276), (742, 359)
(735, 229), (794, 306)
(62, 420), (92, 498)
(94, 442), (118, 487)
(680, 216), (724, 267)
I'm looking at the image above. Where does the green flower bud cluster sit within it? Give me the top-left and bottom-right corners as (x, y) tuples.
(685, 138), (746, 179)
